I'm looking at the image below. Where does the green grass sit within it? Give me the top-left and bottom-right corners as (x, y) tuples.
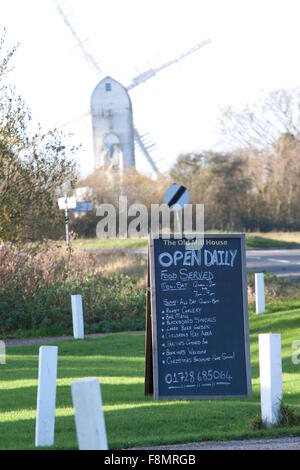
(1, 308), (300, 450)
(73, 233), (300, 251)
(205, 231), (300, 249)
(245, 235), (300, 249)
(73, 238), (148, 250)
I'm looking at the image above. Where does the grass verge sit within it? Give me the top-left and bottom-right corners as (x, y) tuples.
(74, 232), (300, 251)
(245, 235), (300, 249)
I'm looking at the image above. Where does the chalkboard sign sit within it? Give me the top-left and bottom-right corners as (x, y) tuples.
(146, 234), (252, 400)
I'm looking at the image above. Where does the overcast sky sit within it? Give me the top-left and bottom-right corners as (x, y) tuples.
(2, 0), (300, 176)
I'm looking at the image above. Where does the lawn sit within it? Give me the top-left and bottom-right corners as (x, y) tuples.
(73, 232), (300, 251)
(73, 237), (148, 250)
(245, 234), (300, 249)
(1, 308), (300, 450)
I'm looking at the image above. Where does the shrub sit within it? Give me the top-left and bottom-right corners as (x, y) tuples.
(249, 401), (300, 430)
(278, 401), (300, 427)
(0, 243), (147, 336)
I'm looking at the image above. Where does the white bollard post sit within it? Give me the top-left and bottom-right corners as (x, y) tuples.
(0, 340), (5, 364)
(255, 273), (265, 314)
(71, 378), (108, 450)
(35, 346), (58, 447)
(259, 333), (282, 427)
(71, 294), (84, 339)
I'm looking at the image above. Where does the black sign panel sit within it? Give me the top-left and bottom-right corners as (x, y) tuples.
(149, 234), (252, 400)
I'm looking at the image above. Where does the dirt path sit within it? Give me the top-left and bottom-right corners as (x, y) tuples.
(4, 330), (145, 347)
(131, 436), (300, 450)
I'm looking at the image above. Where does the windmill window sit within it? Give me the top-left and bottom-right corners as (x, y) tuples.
(105, 83), (112, 92)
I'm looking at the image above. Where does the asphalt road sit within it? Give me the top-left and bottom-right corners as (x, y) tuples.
(247, 248), (300, 279)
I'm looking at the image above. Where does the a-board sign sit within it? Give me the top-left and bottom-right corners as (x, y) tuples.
(145, 234), (252, 400)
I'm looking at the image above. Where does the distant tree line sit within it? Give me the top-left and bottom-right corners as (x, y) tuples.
(74, 88), (300, 235)
(170, 136), (300, 232)
(176, 87), (300, 232)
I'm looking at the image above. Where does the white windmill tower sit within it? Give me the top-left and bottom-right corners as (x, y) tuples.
(53, 1), (211, 177)
(91, 77), (135, 172)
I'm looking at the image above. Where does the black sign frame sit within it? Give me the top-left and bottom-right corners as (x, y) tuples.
(147, 234), (252, 400)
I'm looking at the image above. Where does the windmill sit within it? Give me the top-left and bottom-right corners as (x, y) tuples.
(53, 0), (211, 176)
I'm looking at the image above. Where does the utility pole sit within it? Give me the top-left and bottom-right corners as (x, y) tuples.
(64, 194), (70, 246)
(58, 195), (77, 246)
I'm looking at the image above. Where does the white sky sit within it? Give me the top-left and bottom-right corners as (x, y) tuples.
(2, 0), (300, 177)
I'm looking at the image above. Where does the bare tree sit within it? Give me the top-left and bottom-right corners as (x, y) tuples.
(217, 88), (300, 150)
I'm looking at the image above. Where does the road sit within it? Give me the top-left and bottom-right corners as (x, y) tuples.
(132, 436), (300, 450)
(247, 248), (300, 279)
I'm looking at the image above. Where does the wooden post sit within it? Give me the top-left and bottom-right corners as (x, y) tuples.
(259, 333), (282, 427)
(255, 273), (265, 314)
(35, 346), (58, 447)
(145, 243), (153, 395)
(71, 378), (108, 450)
(71, 294), (84, 339)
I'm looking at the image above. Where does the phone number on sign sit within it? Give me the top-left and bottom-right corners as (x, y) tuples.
(164, 369), (233, 386)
